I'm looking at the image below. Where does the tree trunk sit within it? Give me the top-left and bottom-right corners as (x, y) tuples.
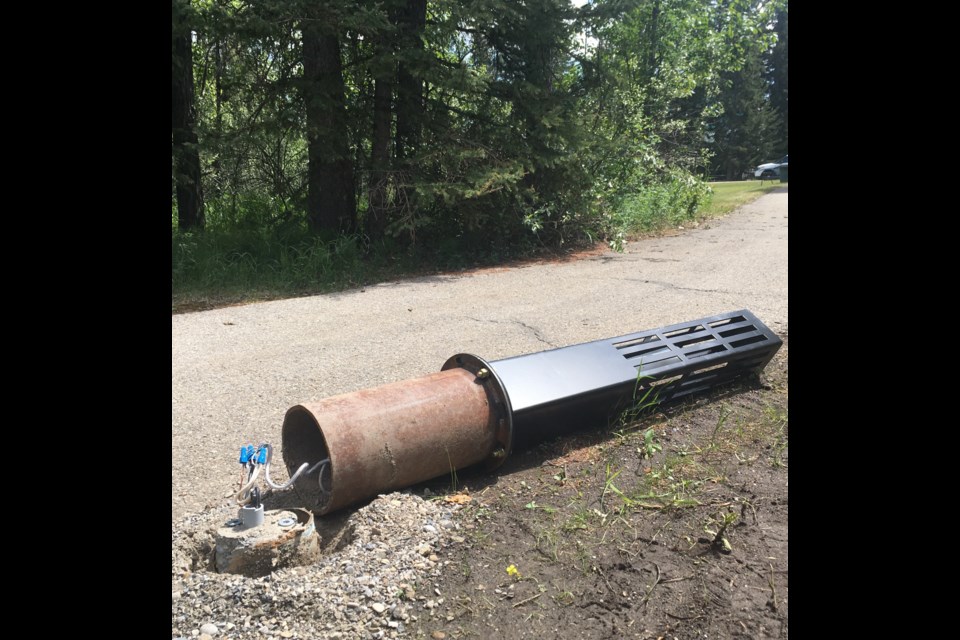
(395, 0), (426, 160)
(172, 0), (204, 231)
(302, 22), (356, 235)
(366, 36), (393, 240)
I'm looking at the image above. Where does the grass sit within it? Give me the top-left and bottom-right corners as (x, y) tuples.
(610, 176), (784, 245)
(172, 180), (785, 313)
(172, 229), (371, 312)
(702, 180), (787, 217)
(172, 225), (579, 314)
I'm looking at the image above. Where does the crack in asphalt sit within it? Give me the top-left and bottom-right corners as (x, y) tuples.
(466, 316), (557, 348)
(622, 278), (735, 295)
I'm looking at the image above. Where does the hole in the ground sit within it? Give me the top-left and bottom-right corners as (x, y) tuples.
(174, 503), (356, 580)
(212, 508), (322, 577)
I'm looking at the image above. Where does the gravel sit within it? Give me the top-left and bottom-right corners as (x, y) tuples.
(172, 491), (467, 639)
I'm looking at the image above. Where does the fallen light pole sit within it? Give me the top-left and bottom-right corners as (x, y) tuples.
(282, 309), (782, 514)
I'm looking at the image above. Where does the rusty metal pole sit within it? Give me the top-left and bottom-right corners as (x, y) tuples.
(282, 356), (511, 514)
(283, 310), (780, 515)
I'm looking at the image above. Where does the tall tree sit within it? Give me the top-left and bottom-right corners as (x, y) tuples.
(302, 14), (356, 234)
(395, 0), (427, 161)
(173, 0), (784, 249)
(767, 3), (788, 153)
(712, 47), (779, 179)
(366, 35), (393, 240)
(365, 0), (402, 241)
(172, 0), (205, 230)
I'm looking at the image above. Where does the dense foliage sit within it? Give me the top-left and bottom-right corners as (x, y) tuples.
(172, 0), (787, 280)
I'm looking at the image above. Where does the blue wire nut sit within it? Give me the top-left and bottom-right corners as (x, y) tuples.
(256, 446), (268, 465)
(239, 445), (254, 464)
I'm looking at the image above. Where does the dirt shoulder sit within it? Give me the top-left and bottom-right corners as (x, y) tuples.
(404, 339), (788, 639)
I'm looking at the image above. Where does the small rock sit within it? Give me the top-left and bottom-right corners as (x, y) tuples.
(432, 632), (447, 639)
(365, 542), (376, 551)
(225, 623), (235, 631)
(372, 603), (387, 614)
(423, 525), (437, 534)
(199, 635), (212, 640)
(346, 602), (360, 608)
(428, 554), (439, 562)
(450, 535), (465, 543)
(388, 621), (399, 629)
(173, 591), (182, 601)
(200, 624), (218, 636)
(425, 600), (436, 609)
(417, 544), (432, 556)
(280, 632), (293, 639)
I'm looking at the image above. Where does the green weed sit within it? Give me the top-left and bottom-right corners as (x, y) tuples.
(611, 171), (712, 241)
(765, 406), (788, 468)
(705, 509), (739, 553)
(638, 428), (662, 459)
(712, 405), (732, 443)
(561, 509), (590, 533)
(525, 501), (558, 514)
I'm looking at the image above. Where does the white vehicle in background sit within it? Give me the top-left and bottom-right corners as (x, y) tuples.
(754, 155), (788, 179)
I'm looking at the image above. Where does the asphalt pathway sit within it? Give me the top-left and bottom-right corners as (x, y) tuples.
(172, 187), (787, 520)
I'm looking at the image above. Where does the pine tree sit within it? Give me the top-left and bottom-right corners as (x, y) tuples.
(302, 11), (356, 234)
(712, 47), (779, 179)
(172, 0), (205, 230)
(767, 4), (788, 154)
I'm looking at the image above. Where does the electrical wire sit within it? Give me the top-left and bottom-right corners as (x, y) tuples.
(237, 443), (331, 502)
(235, 464), (261, 504)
